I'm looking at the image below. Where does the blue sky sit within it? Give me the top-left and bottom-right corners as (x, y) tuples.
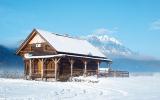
(0, 0), (160, 58)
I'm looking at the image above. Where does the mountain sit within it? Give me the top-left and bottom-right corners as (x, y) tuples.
(85, 34), (136, 57)
(85, 33), (160, 72)
(0, 45), (23, 72)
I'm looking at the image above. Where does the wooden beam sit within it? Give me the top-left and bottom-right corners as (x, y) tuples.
(69, 59), (74, 78)
(55, 62), (57, 81)
(52, 58), (61, 81)
(29, 59), (32, 79)
(24, 60), (26, 79)
(41, 59), (44, 80)
(83, 60), (88, 77)
(97, 61), (100, 78)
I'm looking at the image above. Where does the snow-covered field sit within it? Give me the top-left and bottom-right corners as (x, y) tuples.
(0, 74), (160, 100)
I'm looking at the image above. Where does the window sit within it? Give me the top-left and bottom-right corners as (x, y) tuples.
(44, 45), (50, 51)
(36, 43), (41, 47)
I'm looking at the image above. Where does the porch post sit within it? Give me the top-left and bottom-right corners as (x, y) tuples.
(69, 59), (74, 78)
(24, 59), (26, 79)
(97, 61), (100, 78)
(55, 60), (58, 81)
(52, 58), (61, 81)
(83, 60), (87, 77)
(41, 59), (44, 80)
(29, 59), (32, 79)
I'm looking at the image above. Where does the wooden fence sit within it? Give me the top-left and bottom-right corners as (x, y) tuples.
(99, 70), (129, 77)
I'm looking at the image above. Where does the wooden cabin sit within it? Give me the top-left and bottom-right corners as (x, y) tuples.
(16, 29), (112, 81)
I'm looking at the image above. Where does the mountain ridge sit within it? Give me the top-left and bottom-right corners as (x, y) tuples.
(84, 33), (137, 57)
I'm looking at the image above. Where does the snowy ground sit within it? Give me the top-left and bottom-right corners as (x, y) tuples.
(0, 74), (160, 100)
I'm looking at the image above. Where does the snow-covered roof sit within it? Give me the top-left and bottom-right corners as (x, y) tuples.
(36, 29), (106, 58)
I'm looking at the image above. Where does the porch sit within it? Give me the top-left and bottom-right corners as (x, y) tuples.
(24, 54), (111, 81)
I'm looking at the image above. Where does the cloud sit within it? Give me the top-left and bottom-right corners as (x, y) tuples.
(150, 19), (160, 30)
(94, 27), (118, 35)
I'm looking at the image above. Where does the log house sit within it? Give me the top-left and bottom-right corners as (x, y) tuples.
(16, 29), (112, 81)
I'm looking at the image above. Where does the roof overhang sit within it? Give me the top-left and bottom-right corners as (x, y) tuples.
(16, 29), (38, 55)
(24, 54), (112, 62)
(65, 54), (112, 62)
(24, 54), (66, 59)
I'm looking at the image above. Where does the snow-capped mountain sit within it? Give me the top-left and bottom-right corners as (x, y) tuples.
(83, 33), (160, 72)
(84, 33), (136, 57)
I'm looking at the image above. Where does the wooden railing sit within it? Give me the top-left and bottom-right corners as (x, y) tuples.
(44, 69), (55, 74)
(86, 70), (97, 76)
(43, 69), (55, 78)
(30, 68), (130, 78)
(73, 69), (83, 76)
(31, 69), (55, 78)
(31, 69), (41, 77)
(72, 69), (97, 76)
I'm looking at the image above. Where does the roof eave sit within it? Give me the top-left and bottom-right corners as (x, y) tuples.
(16, 29), (37, 55)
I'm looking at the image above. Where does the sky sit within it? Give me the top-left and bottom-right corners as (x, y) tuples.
(0, 0), (160, 58)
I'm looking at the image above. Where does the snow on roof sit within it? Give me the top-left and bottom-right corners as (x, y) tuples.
(24, 54), (66, 59)
(36, 29), (106, 58)
(24, 54), (111, 61)
(66, 54), (111, 61)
